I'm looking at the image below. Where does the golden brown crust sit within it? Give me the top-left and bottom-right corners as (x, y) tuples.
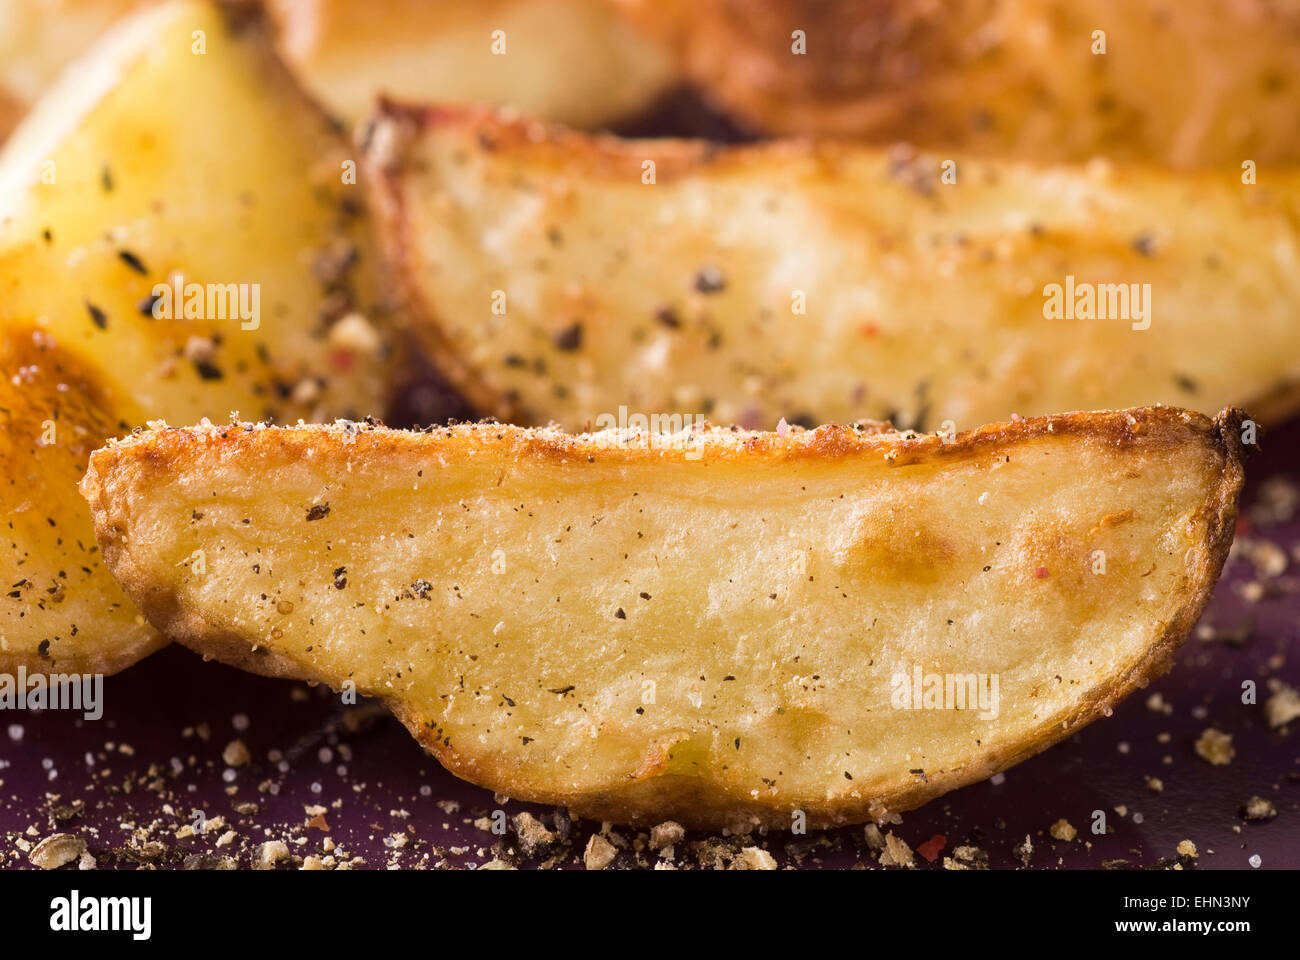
(617, 0), (1300, 168)
(83, 406), (1246, 828)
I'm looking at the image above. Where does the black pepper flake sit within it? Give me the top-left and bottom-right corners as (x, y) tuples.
(138, 294), (161, 317)
(614, 607), (626, 619)
(1132, 233), (1157, 256)
(306, 504), (330, 521)
(117, 249), (148, 274)
(1173, 373), (1198, 393)
(86, 302), (108, 330)
(553, 323), (583, 352)
(693, 265), (726, 294)
(844, 771), (853, 780)
(654, 305), (681, 329)
(192, 359), (224, 381)
(333, 566), (347, 589)
(548, 685), (574, 695)
(100, 165), (114, 193)
(639, 592), (651, 600)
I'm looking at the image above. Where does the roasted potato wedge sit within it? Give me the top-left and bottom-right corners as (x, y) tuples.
(367, 104), (1300, 432)
(82, 407), (1244, 828)
(0, 0), (393, 675)
(266, 0), (677, 131)
(617, 0), (1300, 168)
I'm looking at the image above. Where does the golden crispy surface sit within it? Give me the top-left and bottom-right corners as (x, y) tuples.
(618, 0), (1300, 167)
(0, 0), (393, 675)
(83, 407), (1243, 828)
(266, 0), (677, 130)
(367, 104), (1300, 432)
(0, 328), (163, 674)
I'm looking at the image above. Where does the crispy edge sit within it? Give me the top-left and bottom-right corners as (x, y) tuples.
(81, 406), (1247, 827)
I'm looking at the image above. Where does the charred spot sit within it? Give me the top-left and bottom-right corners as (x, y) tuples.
(138, 294), (161, 317)
(553, 323), (583, 352)
(193, 360), (224, 381)
(306, 504), (330, 521)
(654, 305), (682, 329)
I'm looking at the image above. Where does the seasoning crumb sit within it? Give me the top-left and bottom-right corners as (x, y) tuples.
(877, 831), (914, 868)
(650, 820), (685, 851)
(28, 833), (85, 870)
(1049, 819), (1077, 842)
(1012, 834), (1033, 867)
(583, 833), (617, 870)
(1264, 683), (1300, 729)
(1194, 728), (1235, 766)
(1177, 839), (1198, 858)
(222, 739), (250, 767)
(863, 823), (885, 852)
(1240, 796), (1277, 821)
(254, 840), (290, 869)
(734, 846), (777, 870)
(511, 812), (557, 859)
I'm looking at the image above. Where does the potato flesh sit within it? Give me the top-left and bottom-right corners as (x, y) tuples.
(0, 0), (390, 674)
(84, 411), (1240, 826)
(267, 0), (677, 130)
(379, 109), (1300, 431)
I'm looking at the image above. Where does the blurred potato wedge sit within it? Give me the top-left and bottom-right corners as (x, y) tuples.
(0, 0), (393, 675)
(366, 104), (1300, 432)
(265, 0), (678, 131)
(0, 0), (153, 144)
(617, 0), (1300, 168)
(83, 407), (1244, 828)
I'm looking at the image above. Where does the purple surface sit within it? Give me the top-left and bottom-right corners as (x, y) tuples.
(1, 416), (1296, 871)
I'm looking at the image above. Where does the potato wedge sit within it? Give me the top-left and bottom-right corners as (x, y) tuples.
(82, 407), (1244, 828)
(265, 0), (678, 131)
(616, 0), (1300, 167)
(0, 0), (393, 675)
(367, 104), (1300, 432)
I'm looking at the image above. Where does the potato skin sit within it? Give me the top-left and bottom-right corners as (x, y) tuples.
(83, 407), (1244, 828)
(366, 103), (1300, 434)
(0, 0), (394, 675)
(617, 0), (1300, 167)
